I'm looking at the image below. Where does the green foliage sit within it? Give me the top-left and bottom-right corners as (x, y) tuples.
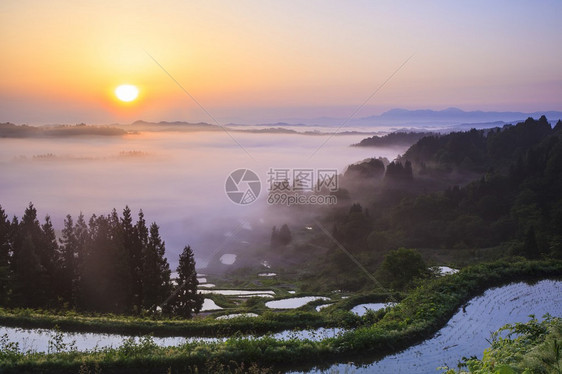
(1, 260), (560, 373)
(377, 248), (429, 290)
(1, 117), (562, 372)
(0, 203), (195, 316)
(320, 117), (562, 261)
(141, 222), (172, 311)
(270, 224), (292, 248)
(0, 333), (23, 361)
(444, 316), (562, 374)
(354, 131), (432, 148)
(384, 160), (414, 183)
(403, 117), (552, 173)
(48, 326), (77, 354)
(0, 206), (10, 304)
(344, 157), (386, 179)
(168, 245), (203, 317)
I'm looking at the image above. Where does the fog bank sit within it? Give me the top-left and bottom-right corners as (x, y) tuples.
(0, 130), (405, 269)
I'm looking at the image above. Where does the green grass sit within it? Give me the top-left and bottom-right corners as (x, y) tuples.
(442, 315), (562, 373)
(1, 260), (561, 373)
(0, 290), (393, 337)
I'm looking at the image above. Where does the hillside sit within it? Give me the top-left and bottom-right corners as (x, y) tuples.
(353, 131), (433, 147)
(400, 116), (560, 173)
(271, 116), (562, 292)
(0, 123), (128, 137)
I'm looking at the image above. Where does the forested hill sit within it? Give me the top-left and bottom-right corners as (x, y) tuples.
(353, 131), (433, 147)
(312, 116), (562, 291)
(401, 116), (562, 173)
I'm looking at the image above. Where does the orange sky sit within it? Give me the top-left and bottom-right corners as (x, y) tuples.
(1, 1), (561, 124)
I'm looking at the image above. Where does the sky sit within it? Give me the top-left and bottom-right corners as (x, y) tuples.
(1, 0), (561, 125)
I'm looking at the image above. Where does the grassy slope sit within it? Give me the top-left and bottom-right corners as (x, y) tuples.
(1, 260), (561, 373)
(444, 316), (562, 373)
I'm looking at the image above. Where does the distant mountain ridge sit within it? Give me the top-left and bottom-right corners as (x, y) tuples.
(348, 108), (562, 127)
(273, 108), (562, 128)
(4, 108), (561, 133)
(125, 109), (562, 129)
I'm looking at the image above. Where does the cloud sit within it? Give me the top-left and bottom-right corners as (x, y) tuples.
(0, 130), (405, 269)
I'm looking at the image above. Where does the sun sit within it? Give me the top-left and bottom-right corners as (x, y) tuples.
(115, 84), (139, 102)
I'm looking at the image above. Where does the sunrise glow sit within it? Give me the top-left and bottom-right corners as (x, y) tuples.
(1, 1), (560, 124)
(115, 85), (139, 103)
(1, 3), (562, 372)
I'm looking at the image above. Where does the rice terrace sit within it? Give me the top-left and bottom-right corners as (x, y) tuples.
(1, 1), (562, 373)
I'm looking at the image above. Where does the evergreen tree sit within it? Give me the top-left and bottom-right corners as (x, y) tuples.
(523, 227), (539, 259)
(0, 205), (11, 304)
(278, 224), (292, 246)
(169, 245), (203, 318)
(141, 223), (171, 310)
(404, 160), (414, 181)
(133, 209), (149, 310)
(0, 204), (198, 315)
(8, 215), (19, 274)
(121, 206), (141, 311)
(40, 215), (60, 303)
(12, 235), (44, 307)
(344, 158), (385, 179)
(80, 215), (108, 311)
(271, 224), (292, 247)
(73, 212), (88, 306)
(59, 215), (78, 304)
(270, 226), (278, 248)
(384, 161), (403, 180)
(109, 209), (132, 313)
(12, 204), (40, 263)
(11, 203), (50, 306)
(81, 213), (129, 313)
(384, 161), (413, 182)
(349, 203), (363, 214)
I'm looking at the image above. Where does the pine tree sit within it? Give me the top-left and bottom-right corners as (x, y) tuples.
(80, 215), (109, 311)
(59, 215), (77, 304)
(270, 226), (278, 248)
(523, 227), (539, 259)
(109, 209), (132, 313)
(384, 161), (413, 182)
(404, 160), (414, 181)
(278, 224), (292, 246)
(121, 206), (141, 311)
(349, 203), (363, 214)
(12, 235), (44, 307)
(0, 205), (11, 304)
(133, 209), (149, 311)
(11, 203), (50, 307)
(40, 215), (60, 303)
(73, 212), (88, 307)
(141, 223), (172, 310)
(169, 246), (203, 318)
(81, 213), (129, 313)
(8, 215), (19, 274)
(15, 203), (41, 252)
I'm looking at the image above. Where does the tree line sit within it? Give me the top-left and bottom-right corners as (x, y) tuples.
(314, 117), (562, 291)
(0, 204), (203, 316)
(334, 118), (562, 254)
